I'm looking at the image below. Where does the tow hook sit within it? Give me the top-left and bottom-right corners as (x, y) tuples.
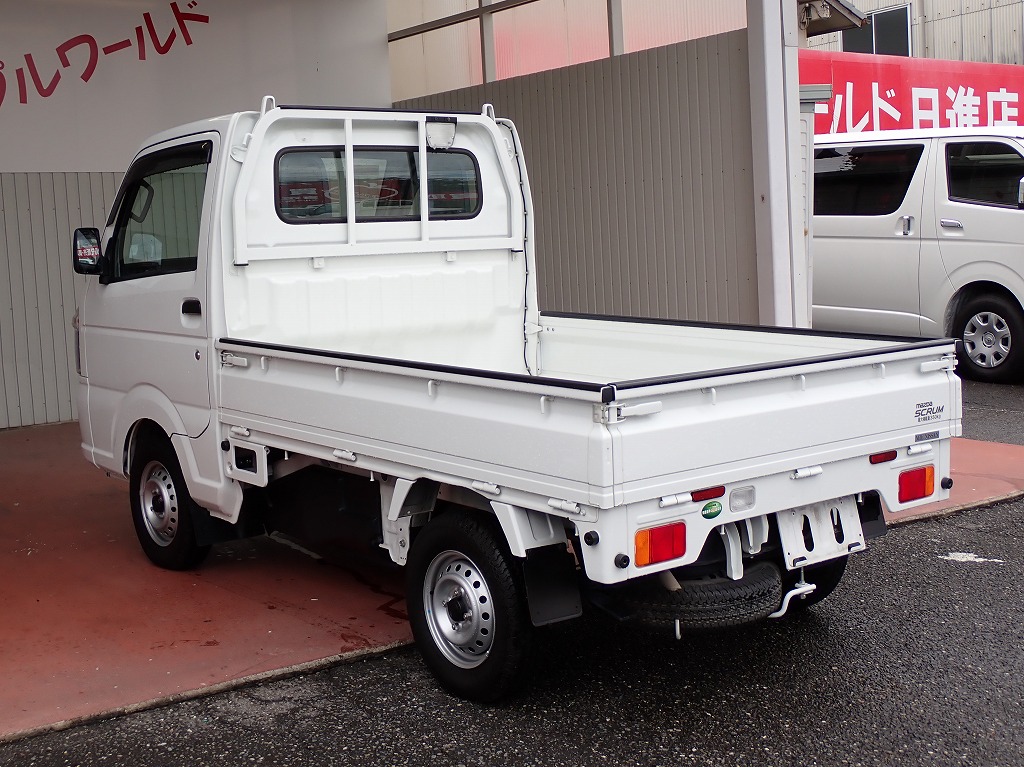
(768, 574), (817, 619)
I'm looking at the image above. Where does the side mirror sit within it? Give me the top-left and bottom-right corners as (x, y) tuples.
(73, 228), (103, 275)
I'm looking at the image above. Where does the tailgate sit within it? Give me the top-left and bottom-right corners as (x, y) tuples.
(604, 344), (961, 506)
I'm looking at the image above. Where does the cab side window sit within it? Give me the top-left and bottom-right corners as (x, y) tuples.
(110, 142), (211, 281)
(814, 144), (924, 216)
(946, 141), (1024, 208)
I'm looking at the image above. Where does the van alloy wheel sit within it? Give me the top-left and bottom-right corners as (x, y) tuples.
(962, 311), (1011, 370)
(954, 294), (1024, 383)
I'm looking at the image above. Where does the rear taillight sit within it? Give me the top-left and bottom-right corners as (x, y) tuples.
(635, 522), (686, 567)
(898, 465), (935, 503)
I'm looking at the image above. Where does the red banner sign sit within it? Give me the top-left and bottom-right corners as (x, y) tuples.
(799, 49), (1024, 134)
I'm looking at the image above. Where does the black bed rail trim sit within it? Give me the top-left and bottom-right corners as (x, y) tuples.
(220, 316), (954, 402)
(217, 337), (608, 395)
(540, 310), (955, 345)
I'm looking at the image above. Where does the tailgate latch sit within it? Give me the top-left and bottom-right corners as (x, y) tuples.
(594, 401), (663, 424)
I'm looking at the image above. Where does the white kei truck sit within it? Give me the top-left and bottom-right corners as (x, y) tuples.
(71, 97), (962, 701)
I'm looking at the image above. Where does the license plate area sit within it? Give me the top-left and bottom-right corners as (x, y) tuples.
(776, 496), (866, 570)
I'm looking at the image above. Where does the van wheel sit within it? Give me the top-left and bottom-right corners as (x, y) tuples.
(406, 510), (533, 702)
(954, 294), (1024, 383)
(129, 434), (210, 570)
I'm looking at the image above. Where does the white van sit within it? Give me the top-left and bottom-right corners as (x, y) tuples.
(812, 128), (1024, 383)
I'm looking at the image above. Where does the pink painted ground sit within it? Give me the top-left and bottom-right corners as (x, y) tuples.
(0, 423), (411, 741)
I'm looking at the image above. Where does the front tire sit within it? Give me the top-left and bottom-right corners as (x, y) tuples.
(954, 294), (1024, 383)
(129, 433), (210, 570)
(406, 510), (533, 702)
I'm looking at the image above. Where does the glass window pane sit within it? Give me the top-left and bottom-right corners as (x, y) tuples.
(622, 0), (745, 54)
(276, 148), (481, 223)
(814, 144), (924, 216)
(388, 0), (478, 34)
(841, 23), (874, 54)
(389, 19), (483, 102)
(354, 150), (419, 221)
(113, 143), (209, 279)
(427, 151), (480, 218)
(493, 0), (608, 79)
(874, 7), (910, 57)
(947, 142), (1024, 207)
(277, 150), (346, 222)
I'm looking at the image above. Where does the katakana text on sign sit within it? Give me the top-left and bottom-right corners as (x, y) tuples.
(0, 2), (209, 112)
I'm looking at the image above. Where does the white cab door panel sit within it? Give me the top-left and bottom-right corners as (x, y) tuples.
(81, 135), (217, 464)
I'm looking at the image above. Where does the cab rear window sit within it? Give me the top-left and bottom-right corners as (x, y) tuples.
(276, 147), (481, 223)
(814, 144), (924, 216)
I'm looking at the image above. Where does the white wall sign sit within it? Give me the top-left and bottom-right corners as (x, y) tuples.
(0, 0), (391, 172)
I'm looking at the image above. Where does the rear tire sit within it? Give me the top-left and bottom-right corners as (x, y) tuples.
(406, 510), (533, 702)
(954, 293), (1024, 383)
(129, 432), (210, 570)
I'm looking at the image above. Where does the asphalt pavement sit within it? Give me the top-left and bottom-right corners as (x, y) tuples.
(1, 379), (1022, 767)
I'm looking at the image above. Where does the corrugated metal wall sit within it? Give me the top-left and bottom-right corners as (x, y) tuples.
(807, 0), (1024, 64)
(398, 30), (759, 324)
(0, 172), (120, 428)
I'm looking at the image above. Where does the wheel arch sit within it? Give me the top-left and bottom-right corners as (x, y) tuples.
(944, 278), (1024, 336)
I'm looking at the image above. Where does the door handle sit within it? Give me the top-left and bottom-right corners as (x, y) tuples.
(181, 298), (202, 316)
(940, 218), (964, 229)
(899, 215), (914, 236)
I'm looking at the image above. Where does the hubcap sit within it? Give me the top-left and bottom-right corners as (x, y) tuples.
(963, 311), (1011, 369)
(139, 460), (179, 547)
(422, 551), (495, 669)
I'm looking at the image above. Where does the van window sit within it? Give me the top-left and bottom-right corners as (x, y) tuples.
(110, 142), (211, 281)
(946, 141), (1024, 207)
(814, 144), (924, 216)
(276, 147), (481, 223)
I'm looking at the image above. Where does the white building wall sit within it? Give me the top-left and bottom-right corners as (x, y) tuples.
(0, 0), (391, 428)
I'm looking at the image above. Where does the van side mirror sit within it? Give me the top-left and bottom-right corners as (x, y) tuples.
(73, 228), (103, 275)
(1018, 177), (1024, 209)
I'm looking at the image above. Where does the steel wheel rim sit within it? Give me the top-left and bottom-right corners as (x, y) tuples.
(963, 311), (1011, 369)
(422, 550), (495, 669)
(139, 460), (179, 547)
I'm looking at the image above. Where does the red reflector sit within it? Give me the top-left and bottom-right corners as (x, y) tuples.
(870, 450), (898, 465)
(635, 522), (686, 567)
(691, 485), (725, 502)
(898, 465), (935, 503)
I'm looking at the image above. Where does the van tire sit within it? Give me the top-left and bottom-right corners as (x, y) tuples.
(129, 433), (211, 570)
(406, 510), (533, 702)
(954, 294), (1024, 383)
